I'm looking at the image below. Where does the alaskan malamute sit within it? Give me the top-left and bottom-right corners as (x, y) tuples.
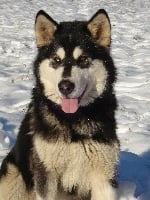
(0, 9), (120, 200)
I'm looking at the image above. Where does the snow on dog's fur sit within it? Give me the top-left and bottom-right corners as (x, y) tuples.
(0, 9), (120, 200)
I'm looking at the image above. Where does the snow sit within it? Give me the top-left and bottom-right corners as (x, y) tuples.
(0, 0), (150, 199)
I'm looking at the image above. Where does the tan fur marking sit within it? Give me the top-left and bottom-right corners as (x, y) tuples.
(35, 14), (57, 47)
(88, 13), (111, 47)
(56, 47), (65, 60)
(0, 164), (35, 200)
(73, 46), (83, 60)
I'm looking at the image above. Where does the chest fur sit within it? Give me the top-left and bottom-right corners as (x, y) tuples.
(33, 136), (119, 184)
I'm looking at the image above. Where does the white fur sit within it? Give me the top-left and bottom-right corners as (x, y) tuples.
(39, 57), (107, 107)
(39, 59), (63, 104)
(34, 135), (119, 199)
(67, 59), (108, 106)
(90, 172), (117, 200)
(36, 194), (43, 200)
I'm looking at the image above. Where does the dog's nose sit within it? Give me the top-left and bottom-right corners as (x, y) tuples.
(58, 80), (75, 96)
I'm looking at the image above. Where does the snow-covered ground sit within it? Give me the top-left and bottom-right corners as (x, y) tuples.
(0, 0), (150, 199)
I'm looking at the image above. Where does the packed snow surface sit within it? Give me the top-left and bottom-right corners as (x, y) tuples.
(0, 0), (150, 199)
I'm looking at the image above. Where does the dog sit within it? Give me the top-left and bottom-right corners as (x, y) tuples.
(0, 9), (120, 200)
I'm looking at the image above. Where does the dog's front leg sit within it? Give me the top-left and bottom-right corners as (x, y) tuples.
(90, 173), (117, 200)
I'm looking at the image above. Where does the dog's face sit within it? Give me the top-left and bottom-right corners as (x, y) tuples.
(35, 10), (114, 113)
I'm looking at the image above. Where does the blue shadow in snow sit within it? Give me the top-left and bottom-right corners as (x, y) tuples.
(0, 117), (16, 147)
(0, 118), (16, 132)
(117, 151), (150, 200)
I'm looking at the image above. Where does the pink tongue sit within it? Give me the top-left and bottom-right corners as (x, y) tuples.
(61, 99), (79, 113)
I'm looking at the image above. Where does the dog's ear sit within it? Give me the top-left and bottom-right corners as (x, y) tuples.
(35, 10), (58, 47)
(87, 9), (111, 48)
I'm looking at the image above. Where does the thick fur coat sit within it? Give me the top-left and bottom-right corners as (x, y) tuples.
(0, 9), (120, 200)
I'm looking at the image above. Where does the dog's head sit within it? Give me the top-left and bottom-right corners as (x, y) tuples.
(34, 10), (115, 113)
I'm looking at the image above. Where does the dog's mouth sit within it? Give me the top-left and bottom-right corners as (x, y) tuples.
(61, 86), (87, 114)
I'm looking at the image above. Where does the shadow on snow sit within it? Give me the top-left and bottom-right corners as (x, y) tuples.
(118, 150), (150, 200)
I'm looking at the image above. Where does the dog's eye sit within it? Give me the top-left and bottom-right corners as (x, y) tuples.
(78, 55), (89, 65)
(53, 55), (62, 64)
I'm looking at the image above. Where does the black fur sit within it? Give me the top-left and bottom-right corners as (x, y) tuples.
(0, 10), (119, 197)
(32, 22), (118, 144)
